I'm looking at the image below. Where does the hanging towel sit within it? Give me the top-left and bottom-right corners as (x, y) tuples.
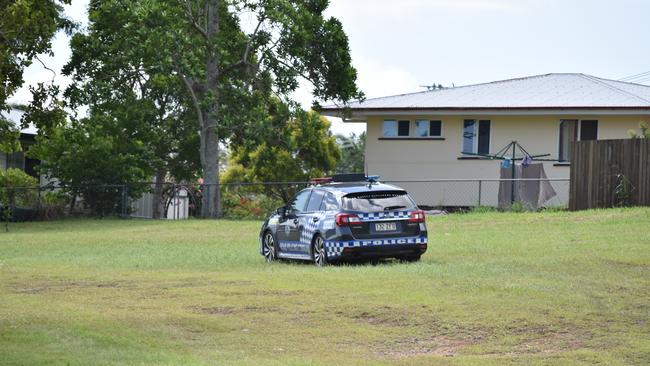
(498, 163), (557, 210)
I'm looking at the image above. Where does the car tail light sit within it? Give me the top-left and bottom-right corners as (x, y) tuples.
(408, 209), (425, 223)
(335, 213), (361, 226)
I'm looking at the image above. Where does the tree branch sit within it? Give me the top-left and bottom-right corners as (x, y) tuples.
(35, 55), (56, 83)
(220, 14), (267, 77)
(183, 0), (208, 39)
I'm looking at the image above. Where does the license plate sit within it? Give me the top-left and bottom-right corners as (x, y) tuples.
(375, 222), (396, 231)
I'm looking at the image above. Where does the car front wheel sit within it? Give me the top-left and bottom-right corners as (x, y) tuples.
(262, 232), (276, 263)
(312, 235), (328, 267)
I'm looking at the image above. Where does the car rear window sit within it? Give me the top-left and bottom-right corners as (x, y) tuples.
(341, 191), (416, 212)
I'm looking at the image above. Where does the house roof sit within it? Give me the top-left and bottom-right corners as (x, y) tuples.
(321, 73), (650, 116)
(1, 108), (37, 135)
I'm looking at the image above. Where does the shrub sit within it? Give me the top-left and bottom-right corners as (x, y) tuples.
(0, 169), (38, 221)
(39, 191), (69, 220)
(222, 189), (283, 220)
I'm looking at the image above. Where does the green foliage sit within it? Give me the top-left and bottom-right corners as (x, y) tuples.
(0, 0), (73, 111)
(38, 190), (68, 220)
(0, 168), (38, 221)
(509, 201), (525, 212)
(628, 121), (650, 139)
(225, 108), (340, 202)
(60, 1), (201, 184)
(221, 188), (283, 220)
(541, 204), (568, 212)
(132, 0), (363, 216)
(470, 205), (498, 214)
(335, 132), (365, 174)
(0, 115), (21, 153)
(29, 117), (152, 216)
(614, 173), (635, 207)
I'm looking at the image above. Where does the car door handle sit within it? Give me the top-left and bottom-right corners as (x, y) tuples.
(312, 217), (320, 222)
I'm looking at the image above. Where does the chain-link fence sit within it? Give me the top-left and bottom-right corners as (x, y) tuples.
(384, 179), (569, 211)
(0, 179), (569, 222)
(0, 185), (131, 222)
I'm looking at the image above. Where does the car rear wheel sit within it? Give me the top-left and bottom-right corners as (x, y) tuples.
(262, 232), (277, 263)
(312, 235), (328, 267)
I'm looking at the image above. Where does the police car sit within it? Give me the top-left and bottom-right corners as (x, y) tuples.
(259, 174), (427, 265)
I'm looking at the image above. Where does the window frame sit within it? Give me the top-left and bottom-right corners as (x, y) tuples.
(579, 120), (598, 141)
(462, 119), (491, 154)
(415, 119), (443, 138)
(319, 192), (340, 211)
(397, 120), (410, 137)
(382, 120), (398, 137)
(288, 189), (312, 214)
(381, 119), (414, 139)
(558, 119), (598, 162)
(305, 189), (325, 212)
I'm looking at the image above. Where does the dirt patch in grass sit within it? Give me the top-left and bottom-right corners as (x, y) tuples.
(13, 280), (129, 294)
(340, 306), (431, 328)
(377, 336), (477, 358)
(482, 329), (588, 357)
(189, 304), (279, 316)
(219, 289), (304, 297)
(191, 306), (238, 315)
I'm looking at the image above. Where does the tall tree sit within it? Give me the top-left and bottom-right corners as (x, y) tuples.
(165, 0), (363, 217)
(0, 0), (73, 151)
(61, 0), (200, 217)
(223, 105), (340, 202)
(0, 0), (73, 110)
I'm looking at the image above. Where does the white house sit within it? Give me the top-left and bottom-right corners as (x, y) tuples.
(322, 73), (650, 206)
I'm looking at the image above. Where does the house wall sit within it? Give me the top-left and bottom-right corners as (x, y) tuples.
(362, 114), (648, 206)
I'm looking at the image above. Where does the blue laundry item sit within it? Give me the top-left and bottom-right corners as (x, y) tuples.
(502, 159), (511, 168)
(521, 154), (533, 166)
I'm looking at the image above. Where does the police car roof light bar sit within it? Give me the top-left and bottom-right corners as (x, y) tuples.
(332, 173), (366, 182)
(309, 177), (333, 185)
(366, 175), (381, 183)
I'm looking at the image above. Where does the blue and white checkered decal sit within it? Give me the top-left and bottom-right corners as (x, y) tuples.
(324, 236), (427, 258)
(300, 212), (329, 245)
(357, 211), (411, 221)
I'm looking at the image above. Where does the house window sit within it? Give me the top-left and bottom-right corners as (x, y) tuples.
(580, 120), (598, 141)
(397, 120), (410, 136)
(462, 120), (490, 154)
(415, 120), (442, 137)
(559, 119), (598, 161)
(383, 120), (411, 137)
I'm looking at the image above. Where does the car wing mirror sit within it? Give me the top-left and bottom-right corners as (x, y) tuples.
(276, 206), (287, 217)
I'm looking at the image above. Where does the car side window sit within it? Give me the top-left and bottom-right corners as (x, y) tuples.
(289, 189), (311, 214)
(320, 192), (340, 211)
(305, 190), (325, 212)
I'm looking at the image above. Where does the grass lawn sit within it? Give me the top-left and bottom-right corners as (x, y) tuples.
(1, 208), (649, 365)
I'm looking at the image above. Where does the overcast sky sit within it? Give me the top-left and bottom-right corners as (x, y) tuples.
(11, 0), (650, 136)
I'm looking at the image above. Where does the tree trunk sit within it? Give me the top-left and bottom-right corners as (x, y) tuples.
(200, 0), (222, 218)
(152, 169), (166, 219)
(200, 116), (221, 218)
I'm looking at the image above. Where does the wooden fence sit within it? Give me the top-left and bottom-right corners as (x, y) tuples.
(569, 138), (650, 210)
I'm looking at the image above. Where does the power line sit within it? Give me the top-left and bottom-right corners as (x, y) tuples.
(632, 76), (650, 84)
(619, 70), (650, 81)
